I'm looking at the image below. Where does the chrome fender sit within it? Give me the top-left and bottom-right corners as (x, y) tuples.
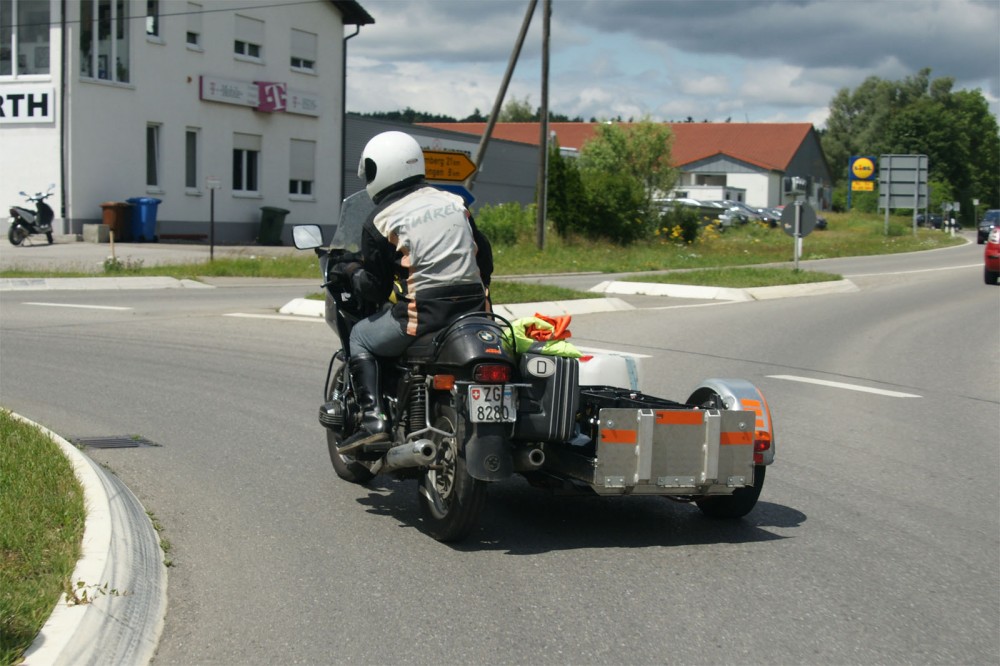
(688, 378), (775, 466)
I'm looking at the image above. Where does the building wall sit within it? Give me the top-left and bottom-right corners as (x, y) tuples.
(2, 0), (350, 243)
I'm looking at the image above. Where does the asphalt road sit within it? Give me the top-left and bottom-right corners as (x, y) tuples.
(1, 238), (997, 664)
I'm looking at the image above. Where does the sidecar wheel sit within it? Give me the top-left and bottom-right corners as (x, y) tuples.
(8, 226), (27, 246)
(696, 465), (765, 519)
(418, 404), (487, 542)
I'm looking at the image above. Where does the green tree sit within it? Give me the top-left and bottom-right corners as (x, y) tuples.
(577, 119), (677, 206)
(498, 95), (536, 122)
(822, 68), (1000, 221)
(546, 139), (587, 237)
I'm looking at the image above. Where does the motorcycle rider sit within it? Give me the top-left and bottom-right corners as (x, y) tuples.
(336, 131), (493, 452)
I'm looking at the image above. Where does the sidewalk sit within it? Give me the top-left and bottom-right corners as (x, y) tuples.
(0, 236), (299, 274)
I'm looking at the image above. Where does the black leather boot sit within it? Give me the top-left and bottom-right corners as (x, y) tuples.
(338, 353), (389, 454)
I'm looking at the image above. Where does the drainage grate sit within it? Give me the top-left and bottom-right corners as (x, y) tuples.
(75, 435), (161, 449)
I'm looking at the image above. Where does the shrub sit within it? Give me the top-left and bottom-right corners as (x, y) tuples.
(577, 170), (653, 245)
(474, 202), (534, 246)
(656, 205), (702, 244)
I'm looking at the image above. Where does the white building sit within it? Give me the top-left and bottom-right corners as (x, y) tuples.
(1, 0), (373, 243)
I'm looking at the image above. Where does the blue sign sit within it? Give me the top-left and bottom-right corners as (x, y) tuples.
(433, 183), (475, 206)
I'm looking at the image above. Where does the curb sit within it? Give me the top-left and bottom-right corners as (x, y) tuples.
(0, 277), (210, 292)
(14, 413), (167, 666)
(591, 278), (859, 301)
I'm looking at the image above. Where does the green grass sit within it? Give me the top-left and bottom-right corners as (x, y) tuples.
(0, 410), (86, 666)
(623, 267), (843, 288)
(491, 212), (962, 275)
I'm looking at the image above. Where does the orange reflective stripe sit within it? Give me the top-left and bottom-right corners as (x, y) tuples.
(655, 410), (703, 425)
(720, 431), (753, 446)
(601, 429), (637, 444)
(742, 399), (766, 430)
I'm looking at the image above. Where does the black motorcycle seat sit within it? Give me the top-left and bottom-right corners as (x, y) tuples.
(403, 331), (440, 362)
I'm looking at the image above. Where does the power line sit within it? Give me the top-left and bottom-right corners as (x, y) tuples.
(4, 0), (328, 30)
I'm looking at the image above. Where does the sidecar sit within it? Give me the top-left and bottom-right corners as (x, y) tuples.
(510, 352), (774, 519)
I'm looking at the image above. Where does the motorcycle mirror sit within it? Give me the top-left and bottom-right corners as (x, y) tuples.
(18, 191), (26, 197)
(292, 224), (324, 250)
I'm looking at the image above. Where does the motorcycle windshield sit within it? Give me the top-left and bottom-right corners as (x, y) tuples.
(330, 189), (374, 252)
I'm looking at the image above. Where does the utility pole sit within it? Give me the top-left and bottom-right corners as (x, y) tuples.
(535, 0), (550, 250)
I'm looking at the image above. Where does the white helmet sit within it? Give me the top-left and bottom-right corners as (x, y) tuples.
(358, 131), (425, 201)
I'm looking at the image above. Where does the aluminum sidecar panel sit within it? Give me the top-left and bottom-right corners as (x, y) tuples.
(549, 408), (756, 496)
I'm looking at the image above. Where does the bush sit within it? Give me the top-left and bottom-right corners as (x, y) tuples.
(474, 202), (534, 246)
(577, 170), (653, 245)
(656, 206), (703, 244)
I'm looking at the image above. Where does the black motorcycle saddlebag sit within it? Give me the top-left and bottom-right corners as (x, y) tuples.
(513, 353), (579, 443)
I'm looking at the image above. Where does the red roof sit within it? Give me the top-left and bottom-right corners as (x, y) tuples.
(417, 122), (814, 171)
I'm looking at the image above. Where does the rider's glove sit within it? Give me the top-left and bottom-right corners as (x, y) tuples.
(330, 261), (362, 286)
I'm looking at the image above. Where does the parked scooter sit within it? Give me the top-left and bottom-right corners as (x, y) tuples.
(8, 185), (56, 246)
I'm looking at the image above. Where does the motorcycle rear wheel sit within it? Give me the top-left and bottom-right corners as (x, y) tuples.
(418, 403), (487, 542)
(8, 225), (27, 246)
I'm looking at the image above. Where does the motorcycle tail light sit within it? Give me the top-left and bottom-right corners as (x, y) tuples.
(432, 374), (455, 390)
(753, 430), (771, 465)
(473, 364), (511, 383)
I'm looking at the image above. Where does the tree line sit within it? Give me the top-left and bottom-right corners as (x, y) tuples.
(354, 68), (999, 225)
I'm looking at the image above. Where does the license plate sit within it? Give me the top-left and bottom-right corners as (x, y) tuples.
(468, 385), (516, 423)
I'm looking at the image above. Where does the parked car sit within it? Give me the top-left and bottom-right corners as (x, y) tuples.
(717, 200), (762, 224)
(917, 213), (944, 229)
(985, 227), (1000, 285)
(977, 209), (1000, 244)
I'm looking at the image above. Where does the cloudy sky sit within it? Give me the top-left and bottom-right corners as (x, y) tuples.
(344, 0), (1000, 128)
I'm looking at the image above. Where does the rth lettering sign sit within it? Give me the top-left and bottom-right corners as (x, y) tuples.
(0, 86), (55, 124)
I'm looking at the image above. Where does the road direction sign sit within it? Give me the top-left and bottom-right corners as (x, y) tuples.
(423, 150), (476, 182)
(781, 201), (817, 238)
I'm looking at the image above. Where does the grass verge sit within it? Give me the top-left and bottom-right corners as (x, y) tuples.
(622, 267), (843, 288)
(0, 410), (85, 665)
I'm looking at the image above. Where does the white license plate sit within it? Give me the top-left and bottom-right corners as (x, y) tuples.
(468, 384), (516, 423)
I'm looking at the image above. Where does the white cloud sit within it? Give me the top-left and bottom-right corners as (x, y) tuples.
(347, 0), (1000, 125)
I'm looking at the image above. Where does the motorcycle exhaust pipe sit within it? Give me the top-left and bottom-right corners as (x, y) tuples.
(513, 446), (545, 472)
(380, 439), (437, 474)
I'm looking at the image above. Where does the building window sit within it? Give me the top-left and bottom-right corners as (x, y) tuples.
(185, 128), (199, 190)
(146, 123), (161, 188)
(233, 133), (261, 193)
(1, 0), (52, 77)
(290, 29), (316, 72)
(145, 0), (160, 38)
(186, 2), (201, 48)
(80, 0), (130, 82)
(234, 15), (263, 62)
(289, 139), (315, 197)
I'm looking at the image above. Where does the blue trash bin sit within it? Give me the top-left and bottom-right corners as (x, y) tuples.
(125, 197), (162, 242)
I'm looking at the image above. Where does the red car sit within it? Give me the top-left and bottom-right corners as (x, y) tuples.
(985, 227), (1000, 285)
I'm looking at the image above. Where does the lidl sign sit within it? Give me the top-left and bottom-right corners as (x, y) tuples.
(850, 156), (876, 181)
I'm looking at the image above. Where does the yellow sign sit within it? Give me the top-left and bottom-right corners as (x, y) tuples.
(851, 180), (874, 191)
(423, 150), (476, 182)
(851, 157), (875, 180)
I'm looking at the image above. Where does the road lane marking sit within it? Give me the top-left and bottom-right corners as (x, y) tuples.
(224, 313), (324, 322)
(23, 302), (132, 311)
(767, 375), (922, 398)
